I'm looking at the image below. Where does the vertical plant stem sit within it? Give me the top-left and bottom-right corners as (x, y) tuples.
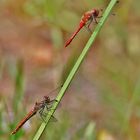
(33, 0), (118, 139)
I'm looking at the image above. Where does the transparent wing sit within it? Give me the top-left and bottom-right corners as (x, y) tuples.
(39, 108), (57, 122)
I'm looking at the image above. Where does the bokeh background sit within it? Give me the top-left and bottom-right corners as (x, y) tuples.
(0, 0), (140, 139)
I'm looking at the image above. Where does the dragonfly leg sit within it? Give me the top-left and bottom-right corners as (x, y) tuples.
(84, 26), (92, 34)
(45, 99), (58, 106)
(94, 17), (98, 24)
(91, 14), (98, 24)
(97, 16), (103, 18)
(49, 99), (58, 103)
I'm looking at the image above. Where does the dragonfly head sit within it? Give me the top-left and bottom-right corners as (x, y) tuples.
(92, 9), (100, 17)
(44, 96), (50, 102)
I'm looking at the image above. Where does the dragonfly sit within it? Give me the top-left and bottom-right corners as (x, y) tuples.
(11, 85), (63, 135)
(64, 8), (102, 48)
(11, 96), (57, 135)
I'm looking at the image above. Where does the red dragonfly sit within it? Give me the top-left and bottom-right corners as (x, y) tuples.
(11, 96), (57, 135)
(64, 8), (102, 48)
(11, 85), (63, 135)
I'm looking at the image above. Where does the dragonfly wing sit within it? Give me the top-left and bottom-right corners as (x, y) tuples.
(46, 100), (61, 111)
(39, 110), (57, 122)
(40, 112), (57, 122)
(50, 115), (57, 122)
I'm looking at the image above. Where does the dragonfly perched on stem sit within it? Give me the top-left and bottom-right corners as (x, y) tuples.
(11, 85), (63, 135)
(64, 8), (102, 48)
(64, 0), (119, 48)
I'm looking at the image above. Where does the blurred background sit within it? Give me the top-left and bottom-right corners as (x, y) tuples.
(0, 0), (140, 139)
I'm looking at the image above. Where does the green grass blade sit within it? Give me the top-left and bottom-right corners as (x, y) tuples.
(13, 60), (25, 113)
(33, 0), (118, 139)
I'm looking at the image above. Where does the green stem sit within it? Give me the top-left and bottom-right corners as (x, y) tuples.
(33, 0), (118, 139)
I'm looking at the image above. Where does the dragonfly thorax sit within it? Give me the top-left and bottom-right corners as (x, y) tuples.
(44, 96), (50, 102)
